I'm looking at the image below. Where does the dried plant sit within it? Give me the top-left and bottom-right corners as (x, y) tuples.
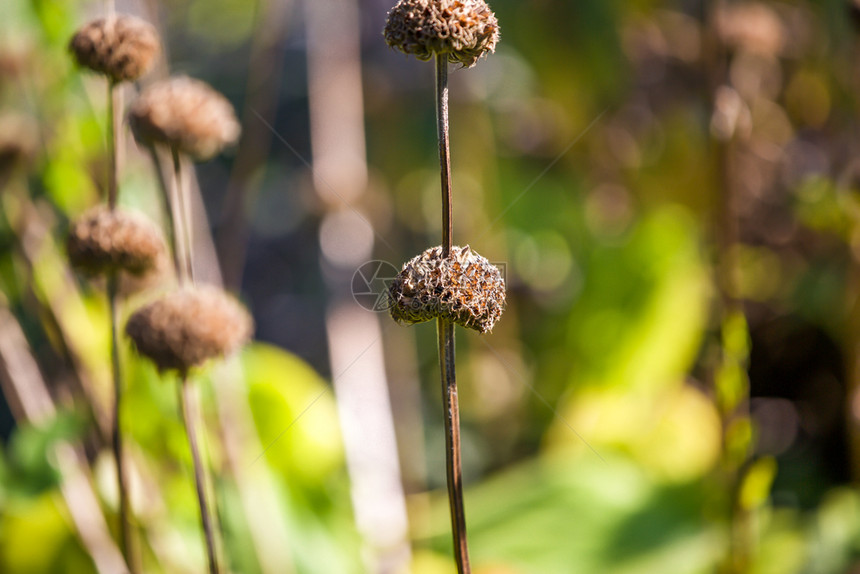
(384, 1), (504, 571)
(67, 13), (163, 571)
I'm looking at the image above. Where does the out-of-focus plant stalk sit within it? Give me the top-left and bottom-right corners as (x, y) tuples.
(106, 77), (138, 572)
(0, 304), (130, 574)
(179, 377), (221, 574)
(435, 53), (471, 574)
(305, 0), (412, 570)
(705, 2), (755, 572)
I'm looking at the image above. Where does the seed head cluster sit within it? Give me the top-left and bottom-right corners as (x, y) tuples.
(67, 206), (166, 276)
(384, 0), (500, 68)
(129, 76), (241, 160)
(69, 15), (160, 83)
(389, 245), (505, 333)
(126, 286), (253, 376)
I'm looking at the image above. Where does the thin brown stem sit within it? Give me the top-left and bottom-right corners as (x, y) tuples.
(179, 378), (221, 574)
(107, 81), (121, 210)
(436, 54), (453, 257)
(437, 318), (470, 573)
(108, 273), (137, 573)
(106, 78), (137, 572)
(167, 148), (191, 284)
(435, 53), (470, 574)
(172, 150), (195, 283)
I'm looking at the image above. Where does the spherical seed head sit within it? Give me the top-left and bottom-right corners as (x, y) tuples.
(67, 206), (167, 277)
(384, 0), (500, 68)
(388, 245), (505, 333)
(69, 15), (160, 83)
(125, 286), (253, 375)
(129, 76), (241, 160)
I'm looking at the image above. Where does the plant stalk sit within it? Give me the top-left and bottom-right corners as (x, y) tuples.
(179, 377), (221, 574)
(108, 273), (136, 573)
(106, 78), (137, 572)
(435, 53), (471, 574)
(169, 148), (192, 284)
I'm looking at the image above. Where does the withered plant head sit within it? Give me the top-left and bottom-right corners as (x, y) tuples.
(126, 285), (253, 376)
(0, 114), (38, 175)
(129, 76), (241, 160)
(67, 206), (166, 277)
(384, 0), (500, 68)
(715, 2), (784, 58)
(69, 15), (160, 83)
(389, 245), (505, 333)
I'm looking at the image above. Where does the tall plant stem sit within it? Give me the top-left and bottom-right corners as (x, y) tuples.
(168, 148), (192, 284)
(436, 54), (453, 257)
(179, 377), (221, 574)
(435, 53), (471, 574)
(106, 79), (137, 572)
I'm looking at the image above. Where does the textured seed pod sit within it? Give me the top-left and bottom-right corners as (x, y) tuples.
(126, 286), (253, 375)
(67, 206), (166, 277)
(0, 114), (38, 175)
(118, 244), (172, 298)
(69, 15), (160, 83)
(384, 0), (500, 68)
(129, 76), (241, 160)
(388, 245), (505, 333)
(716, 3), (784, 57)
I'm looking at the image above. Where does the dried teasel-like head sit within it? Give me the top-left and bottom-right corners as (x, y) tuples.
(388, 245), (505, 333)
(129, 76), (241, 160)
(67, 206), (166, 277)
(69, 15), (160, 83)
(126, 286), (253, 376)
(384, 0), (500, 68)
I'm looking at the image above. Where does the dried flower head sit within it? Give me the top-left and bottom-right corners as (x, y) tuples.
(67, 206), (166, 276)
(126, 286), (253, 375)
(0, 114), (38, 175)
(389, 245), (505, 333)
(69, 15), (160, 83)
(384, 0), (500, 68)
(129, 76), (241, 160)
(716, 3), (784, 57)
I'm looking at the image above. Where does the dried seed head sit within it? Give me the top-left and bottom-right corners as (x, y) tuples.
(118, 245), (172, 298)
(67, 206), (166, 277)
(388, 245), (505, 333)
(129, 76), (241, 160)
(69, 15), (160, 83)
(0, 114), (38, 175)
(126, 286), (253, 375)
(716, 3), (784, 57)
(384, 0), (500, 68)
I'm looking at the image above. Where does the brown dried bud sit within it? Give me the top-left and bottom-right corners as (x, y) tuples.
(129, 76), (241, 160)
(716, 3), (784, 58)
(67, 206), (166, 277)
(126, 286), (253, 375)
(388, 245), (505, 333)
(384, 0), (500, 68)
(0, 114), (38, 175)
(69, 15), (160, 83)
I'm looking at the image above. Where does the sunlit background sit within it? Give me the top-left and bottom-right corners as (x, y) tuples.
(2, 0), (860, 572)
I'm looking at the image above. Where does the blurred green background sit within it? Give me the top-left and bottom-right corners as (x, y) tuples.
(3, 0), (860, 572)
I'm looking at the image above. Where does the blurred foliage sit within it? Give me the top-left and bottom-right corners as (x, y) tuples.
(2, 0), (860, 572)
